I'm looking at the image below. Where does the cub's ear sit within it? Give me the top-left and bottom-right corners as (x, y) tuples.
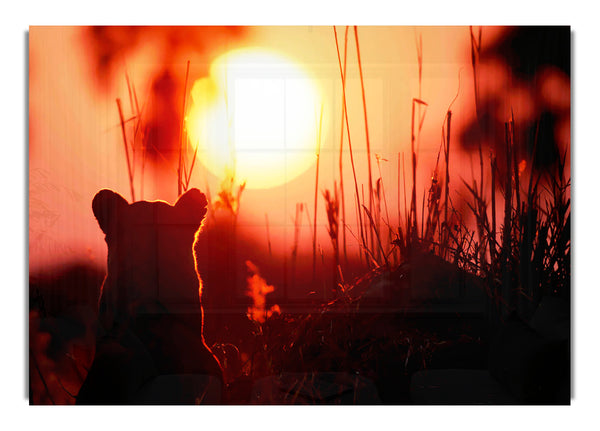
(92, 189), (129, 235)
(174, 188), (208, 228)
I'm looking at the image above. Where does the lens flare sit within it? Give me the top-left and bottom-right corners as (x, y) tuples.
(186, 48), (324, 189)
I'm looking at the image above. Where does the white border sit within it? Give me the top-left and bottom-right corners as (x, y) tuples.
(4, 2), (599, 429)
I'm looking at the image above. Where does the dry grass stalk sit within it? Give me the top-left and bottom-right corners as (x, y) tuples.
(116, 98), (135, 202)
(501, 120), (513, 313)
(409, 98), (428, 243)
(335, 26), (350, 268)
(490, 154), (497, 265)
(333, 25), (367, 259)
(510, 110), (521, 214)
(128, 75), (148, 199)
(353, 26), (375, 256)
(469, 26), (482, 117)
(424, 168), (442, 247)
(291, 203), (304, 290)
(177, 60), (191, 196)
(362, 204), (389, 268)
(375, 155), (394, 263)
(117, 71), (149, 200)
(323, 184), (340, 295)
(313, 104), (324, 282)
(441, 111), (452, 258)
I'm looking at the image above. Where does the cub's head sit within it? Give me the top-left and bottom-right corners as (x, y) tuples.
(92, 188), (208, 324)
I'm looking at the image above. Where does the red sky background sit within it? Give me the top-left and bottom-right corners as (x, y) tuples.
(30, 25), (570, 280)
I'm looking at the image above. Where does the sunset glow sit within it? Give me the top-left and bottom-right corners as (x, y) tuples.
(28, 26), (571, 406)
(186, 48), (323, 189)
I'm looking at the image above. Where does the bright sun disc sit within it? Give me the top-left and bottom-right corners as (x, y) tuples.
(186, 48), (324, 190)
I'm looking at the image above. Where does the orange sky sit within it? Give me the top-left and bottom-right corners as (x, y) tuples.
(29, 26), (568, 274)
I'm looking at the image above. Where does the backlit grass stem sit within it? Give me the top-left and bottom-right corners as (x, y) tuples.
(336, 26), (349, 268)
(354, 26), (375, 255)
(334, 26), (367, 259)
(177, 60), (190, 197)
(312, 105), (323, 282)
(116, 98), (135, 202)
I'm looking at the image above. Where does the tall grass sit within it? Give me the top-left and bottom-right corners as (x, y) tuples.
(354, 26), (375, 258)
(334, 25), (366, 264)
(116, 62), (202, 202)
(177, 60), (191, 196)
(312, 105), (324, 281)
(323, 184), (340, 295)
(325, 26), (570, 328)
(336, 27), (349, 268)
(460, 118), (570, 321)
(116, 98), (135, 202)
(113, 27), (570, 324)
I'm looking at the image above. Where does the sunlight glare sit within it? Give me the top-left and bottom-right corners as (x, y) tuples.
(187, 48), (324, 189)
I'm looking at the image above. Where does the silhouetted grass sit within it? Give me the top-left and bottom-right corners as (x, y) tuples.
(334, 25), (366, 264)
(323, 184), (340, 295)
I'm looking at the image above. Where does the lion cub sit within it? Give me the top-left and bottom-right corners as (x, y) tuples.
(77, 189), (223, 404)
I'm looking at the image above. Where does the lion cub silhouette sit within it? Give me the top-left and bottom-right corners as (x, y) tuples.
(76, 189), (223, 404)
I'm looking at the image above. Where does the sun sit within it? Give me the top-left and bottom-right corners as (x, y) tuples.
(186, 48), (324, 190)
